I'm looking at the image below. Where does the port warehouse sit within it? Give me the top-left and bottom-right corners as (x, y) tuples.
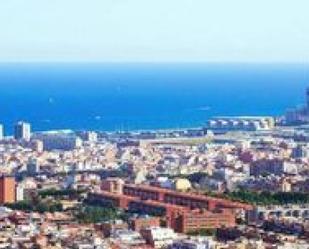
(88, 180), (252, 233)
(207, 116), (275, 132)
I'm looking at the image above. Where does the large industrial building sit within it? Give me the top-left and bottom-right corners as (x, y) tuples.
(32, 131), (82, 151)
(207, 116), (275, 132)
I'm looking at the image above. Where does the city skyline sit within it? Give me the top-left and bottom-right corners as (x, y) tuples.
(1, 1), (309, 248)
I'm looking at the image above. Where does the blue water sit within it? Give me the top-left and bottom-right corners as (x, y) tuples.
(0, 63), (308, 134)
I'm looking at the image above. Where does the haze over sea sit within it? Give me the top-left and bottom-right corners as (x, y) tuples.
(0, 63), (308, 134)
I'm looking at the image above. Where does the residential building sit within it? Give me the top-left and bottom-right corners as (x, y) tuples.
(0, 176), (16, 204)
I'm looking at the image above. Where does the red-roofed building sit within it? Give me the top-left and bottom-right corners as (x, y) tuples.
(88, 182), (252, 233)
(123, 183), (252, 211)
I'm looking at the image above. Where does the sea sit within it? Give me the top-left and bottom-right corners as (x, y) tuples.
(0, 63), (308, 134)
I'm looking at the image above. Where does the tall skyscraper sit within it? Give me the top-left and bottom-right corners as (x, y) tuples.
(14, 121), (31, 141)
(0, 124), (3, 140)
(0, 176), (16, 204)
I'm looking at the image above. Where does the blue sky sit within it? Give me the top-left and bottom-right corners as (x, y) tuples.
(0, 0), (308, 62)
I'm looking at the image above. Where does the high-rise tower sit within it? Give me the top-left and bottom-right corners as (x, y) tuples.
(14, 121), (31, 141)
(0, 124), (3, 140)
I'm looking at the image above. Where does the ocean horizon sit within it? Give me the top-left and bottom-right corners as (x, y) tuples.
(0, 63), (308, 134)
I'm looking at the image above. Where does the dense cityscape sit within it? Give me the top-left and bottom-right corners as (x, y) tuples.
(0, 88), (309, 249)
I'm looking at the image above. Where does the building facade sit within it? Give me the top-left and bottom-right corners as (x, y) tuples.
(14, 121), (31, 141)
(0, 124), (3, 140)
(0, 176), (16, 204)
(207, 116), (275, 132)
(89, 180), (251, 233)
